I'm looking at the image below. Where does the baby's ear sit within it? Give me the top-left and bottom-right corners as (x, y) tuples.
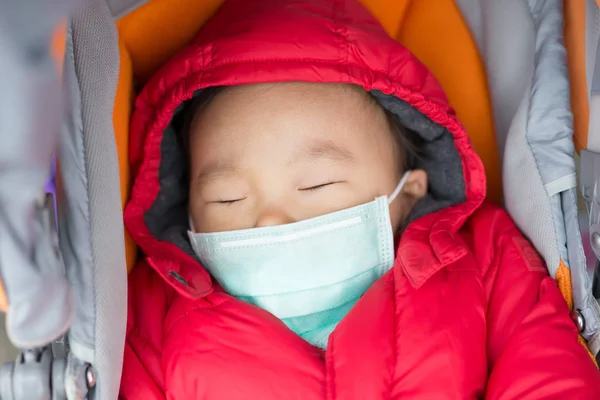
(390, 169), (428, 232)
(403, 170), (428, 202)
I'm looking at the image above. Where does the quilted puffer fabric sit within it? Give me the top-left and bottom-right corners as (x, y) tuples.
(119, 0), (600, 398)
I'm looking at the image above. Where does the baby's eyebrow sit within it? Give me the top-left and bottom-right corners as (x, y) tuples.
(196, 140), (354, 185)
(292, 139), (355, 164)
(195, 162), (238, 185)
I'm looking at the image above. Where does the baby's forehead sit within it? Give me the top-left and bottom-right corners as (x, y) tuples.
(189, 82), (391, 153)
(189, 82), (389, 151)
(188, 81), (398, 155)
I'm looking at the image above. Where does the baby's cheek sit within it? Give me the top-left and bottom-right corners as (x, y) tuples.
(199, 200), (266, 233)
(194, 208), (237, 233)
(297, 198), (356, 221)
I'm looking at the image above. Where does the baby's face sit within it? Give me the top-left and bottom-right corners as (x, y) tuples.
(188, 82), (426, 233)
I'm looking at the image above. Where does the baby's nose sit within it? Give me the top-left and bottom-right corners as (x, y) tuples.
(255, 208), (295, 228)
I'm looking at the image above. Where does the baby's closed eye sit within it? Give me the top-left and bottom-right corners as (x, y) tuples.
(298, 181), (343, 191)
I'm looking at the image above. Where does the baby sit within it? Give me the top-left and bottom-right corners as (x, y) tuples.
(120, 0), (600, 398)
(184, 83), (426, 348)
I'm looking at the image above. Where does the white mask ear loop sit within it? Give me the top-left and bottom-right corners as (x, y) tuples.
(388, 171), (411, 205)
(189, 214), (197, 233)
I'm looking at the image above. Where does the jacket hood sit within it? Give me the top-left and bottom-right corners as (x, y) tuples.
(125, 0), (486, 300)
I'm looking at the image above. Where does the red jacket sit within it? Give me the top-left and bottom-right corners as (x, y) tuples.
(120, 0), (600, 398)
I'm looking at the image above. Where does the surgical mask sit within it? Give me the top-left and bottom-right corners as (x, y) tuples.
(188, 172), (410, 349)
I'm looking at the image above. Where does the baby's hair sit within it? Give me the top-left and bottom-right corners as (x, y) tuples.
(180, 86), (224, 164)
(364, 93), (423, 173)
(180, 85), (422, 173)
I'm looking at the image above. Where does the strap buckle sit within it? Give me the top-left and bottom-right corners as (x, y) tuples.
(580, 150), (600, 261)
(0, 340), (95, 400)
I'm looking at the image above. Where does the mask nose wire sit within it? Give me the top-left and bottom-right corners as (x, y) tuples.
(388, 171), (411, 205)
